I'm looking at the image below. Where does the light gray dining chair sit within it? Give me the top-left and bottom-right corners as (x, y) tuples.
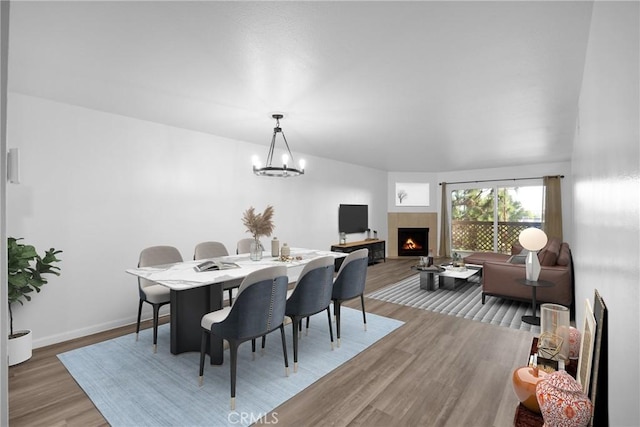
(332, 248), (369, 347)
(236, 238), (255, 254)
(199, 265), (289, 410)
(193, 241), (237, 304)
(136, 245), (183, 353)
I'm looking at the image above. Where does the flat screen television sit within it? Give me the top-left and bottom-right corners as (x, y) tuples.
(339, 204), (368, 233)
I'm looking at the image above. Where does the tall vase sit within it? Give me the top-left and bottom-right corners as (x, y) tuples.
(250, 239), (263, 261)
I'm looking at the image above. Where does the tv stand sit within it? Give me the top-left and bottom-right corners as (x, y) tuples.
(331, 239), (386, 266)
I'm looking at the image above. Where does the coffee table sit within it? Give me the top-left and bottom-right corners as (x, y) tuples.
(413, 264), (482, 291)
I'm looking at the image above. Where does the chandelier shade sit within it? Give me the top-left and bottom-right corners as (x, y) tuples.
(253, 114), (305, 177)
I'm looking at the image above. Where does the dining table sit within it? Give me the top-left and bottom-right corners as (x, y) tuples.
(126, 248), (346, 364)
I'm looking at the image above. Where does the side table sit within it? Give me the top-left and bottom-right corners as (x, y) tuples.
(411, 265), (444, 291)
(517, 278), (555, 325)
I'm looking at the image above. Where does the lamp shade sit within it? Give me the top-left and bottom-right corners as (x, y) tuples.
(518, 228), (548, 251)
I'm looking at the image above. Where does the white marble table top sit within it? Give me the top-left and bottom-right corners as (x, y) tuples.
(126, 248), (346, 290)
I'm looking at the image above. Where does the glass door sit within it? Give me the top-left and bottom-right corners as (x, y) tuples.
(451, 184), (543, 254)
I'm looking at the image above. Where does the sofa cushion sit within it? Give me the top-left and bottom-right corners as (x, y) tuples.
(556, 243), (571, 266)
(538, 238), (561, 266)
(511, 243), (524, 255)
(464, 252), (511, 265)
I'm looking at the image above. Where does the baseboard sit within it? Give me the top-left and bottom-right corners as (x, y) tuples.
(33, 311), (171, 349)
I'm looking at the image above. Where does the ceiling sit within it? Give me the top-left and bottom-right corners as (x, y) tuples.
(7, 1), (594, 172)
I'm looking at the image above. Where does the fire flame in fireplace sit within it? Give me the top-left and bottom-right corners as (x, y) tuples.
(402, 238), (423, 250)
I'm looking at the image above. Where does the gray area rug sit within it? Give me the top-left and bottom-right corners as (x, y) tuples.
(58, 307), (404, 427)
(367, 274), (540, 333)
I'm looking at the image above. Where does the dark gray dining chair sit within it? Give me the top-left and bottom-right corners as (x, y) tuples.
(193, 241), (237, 304)
(136, 245), (183, 353)
(282, 256), (335, 372)
(198, 265), (289, 410)
(332, 248), (369, 347)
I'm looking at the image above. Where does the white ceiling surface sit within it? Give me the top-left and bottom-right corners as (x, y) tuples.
(8, 1), (593, 172)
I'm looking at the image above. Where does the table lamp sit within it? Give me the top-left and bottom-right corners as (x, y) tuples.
(518, 227), (548, 282)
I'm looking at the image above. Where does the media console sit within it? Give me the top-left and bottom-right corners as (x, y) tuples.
(330, 239), (386, 268)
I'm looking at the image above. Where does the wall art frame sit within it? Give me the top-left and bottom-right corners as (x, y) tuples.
(577, 298), (596, 395)
(395, 182), (429, 206)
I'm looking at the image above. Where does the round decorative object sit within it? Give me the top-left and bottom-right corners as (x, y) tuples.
(512, 366), (548, 413)
(280, 243), (290, 257)
(536, 370), (593, 427)
(568, 326), (581, 359)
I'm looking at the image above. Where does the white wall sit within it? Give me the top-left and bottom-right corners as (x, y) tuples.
(6, 93), (388, 348)
(572, 2), (639, 425)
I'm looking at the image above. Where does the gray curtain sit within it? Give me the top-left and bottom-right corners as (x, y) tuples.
(439, 183), (451, 258)
(543, 176), (563, 241)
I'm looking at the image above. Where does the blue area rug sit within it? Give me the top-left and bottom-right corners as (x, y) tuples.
(58, 307), (404, 427)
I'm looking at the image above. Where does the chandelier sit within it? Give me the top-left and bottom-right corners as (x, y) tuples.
(252, 114), (305, 177)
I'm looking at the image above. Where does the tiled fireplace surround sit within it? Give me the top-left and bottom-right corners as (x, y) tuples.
(387, 213), (438, 258)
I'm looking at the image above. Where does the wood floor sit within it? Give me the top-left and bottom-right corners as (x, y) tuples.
(8, 258), (534, 426)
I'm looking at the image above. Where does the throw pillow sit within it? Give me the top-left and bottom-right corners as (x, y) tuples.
(511, 242), (524, 255)
(557, 243), (571, 266)
(539, 238), (561, 266)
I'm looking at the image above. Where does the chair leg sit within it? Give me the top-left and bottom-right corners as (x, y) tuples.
(251, 339), (256, 360)
(136, 299), (143, 341)
(198, 329), (208, 386)
(229, 341), (239, 410)
(334, 300), (342, 348)
(152, 303), (160, 353)
(305, 316), (310, 336)
(279, 324), (289, 377)
(360, 294), (367, 331)
(291, 317), (299, 373)
(326, 307), (335, 350)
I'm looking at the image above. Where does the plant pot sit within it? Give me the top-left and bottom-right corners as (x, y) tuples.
(8, 329), (33, 366)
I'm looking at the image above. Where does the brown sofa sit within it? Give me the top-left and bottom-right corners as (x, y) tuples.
(463, 238), (574, 308)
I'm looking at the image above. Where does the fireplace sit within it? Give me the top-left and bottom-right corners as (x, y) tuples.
(397, 228), (429, 256)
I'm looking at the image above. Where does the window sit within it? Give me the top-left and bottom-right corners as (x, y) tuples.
(450, 184), (543, 254)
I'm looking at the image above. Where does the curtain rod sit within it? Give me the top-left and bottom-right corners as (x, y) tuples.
(438, 175), (564, 186)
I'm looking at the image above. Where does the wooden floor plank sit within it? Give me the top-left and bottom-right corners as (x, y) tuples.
(9, 258), (533, 426)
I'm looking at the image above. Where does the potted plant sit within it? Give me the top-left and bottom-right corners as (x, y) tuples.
(7, 237), (62, 365)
